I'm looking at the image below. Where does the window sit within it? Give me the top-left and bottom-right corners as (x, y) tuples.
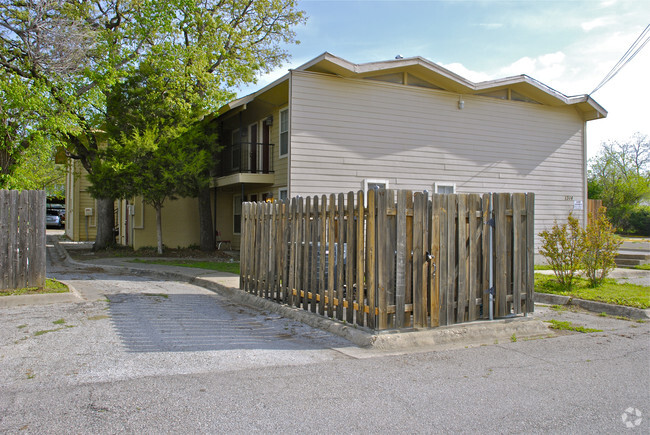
(279, 108), (289, 157)
(233, 195), (242, 234)
(434, 182), (456, 194)
(279, 188), (288, 201)
(363, 179), (389, 205)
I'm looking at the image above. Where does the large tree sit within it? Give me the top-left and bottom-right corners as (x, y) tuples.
(1, 0), (160, 248)
(588, 133), (650, 229)
(90, 62), (216, 254)
(1, 0), (305, 250)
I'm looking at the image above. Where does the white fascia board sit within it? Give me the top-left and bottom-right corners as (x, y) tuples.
(217, 74), (290, 115)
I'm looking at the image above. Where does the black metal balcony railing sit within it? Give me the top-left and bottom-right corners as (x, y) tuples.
(218, 142), (274, 177)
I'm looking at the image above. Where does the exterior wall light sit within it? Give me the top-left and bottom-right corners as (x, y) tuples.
(458, 97), (465, 110)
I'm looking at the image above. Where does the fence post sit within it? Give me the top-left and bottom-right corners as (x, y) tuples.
(467, 194), (481, 321)
(429, 194), (441, 327)
(356, 190), (366, 327)
(318, 195), (327, 315)
(456, 194), (468, 323)
(327, 194), (336, 317)
(288, 198), (297, 306)
(512, 193), (526, 314)
(413, 191), (428, 328)
(494, 193), (509, 317)
(366, 189), (376, 329)
(376, 189), (388, 329)
(310, 196), (319, 313)
(335, 192), (345, 321)
(345, 191), (356, 323)
(525, 192), (535, 313)
(395, 190), (408, 328)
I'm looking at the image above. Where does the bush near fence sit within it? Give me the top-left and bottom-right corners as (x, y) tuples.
(240, 189), (534, 331)
(0, 190), (46, 290)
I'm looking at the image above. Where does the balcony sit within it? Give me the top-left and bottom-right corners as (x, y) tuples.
(215, 142), (275, 187)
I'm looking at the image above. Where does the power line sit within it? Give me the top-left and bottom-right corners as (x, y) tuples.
(590, 24), (650, 95)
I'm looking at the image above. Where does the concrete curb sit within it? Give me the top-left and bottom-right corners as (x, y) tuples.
(46, 239), (553, 349)
(534, 292), (650, 320)
(0, 291), (82, 308)
(192, 277), (550, 348)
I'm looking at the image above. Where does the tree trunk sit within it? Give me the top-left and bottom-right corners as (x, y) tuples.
(93, 197), (115, 251)
(155, 203), (164, 255)
(198, 186), (215, 251)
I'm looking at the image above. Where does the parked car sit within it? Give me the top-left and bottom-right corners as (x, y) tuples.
(46, 204), (65, 228)
(46, 209), (63, 229)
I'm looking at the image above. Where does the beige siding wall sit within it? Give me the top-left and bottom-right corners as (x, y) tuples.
(273, 105), (289, 193)
(65, 160), (98, 242)
(289, 71), (587, 247)
(133, 197), (201, 250)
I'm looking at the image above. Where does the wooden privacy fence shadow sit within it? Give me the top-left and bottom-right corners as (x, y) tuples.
(240, 190), (534, 331)
(0, 190), (46, 290)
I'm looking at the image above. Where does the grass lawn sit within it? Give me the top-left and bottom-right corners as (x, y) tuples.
(633, 264), (650, 271)
(535, 273), (650, 309)
(130, 259), (240, 275)
(0, 279), (69, 296)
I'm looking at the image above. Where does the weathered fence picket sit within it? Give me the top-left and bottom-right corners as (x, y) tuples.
(0, 190), (46, 291)
(240, 190), (534, 332)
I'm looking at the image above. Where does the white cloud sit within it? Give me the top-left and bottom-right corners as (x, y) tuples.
(438, 62), (492, 83)
(478, 23), (503, 30)
(499, 51), (567, 84)
(581, 17), (613, 32)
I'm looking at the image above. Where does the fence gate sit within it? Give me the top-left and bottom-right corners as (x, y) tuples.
(0, 190), (46, 290)
(240, 190), (534, 332)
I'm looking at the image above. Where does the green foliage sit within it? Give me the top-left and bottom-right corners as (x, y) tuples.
(538, 214), (585, 290)
(130, 259), (240, 275)
(1, 278), (68, 296)
(582, 208), (623, 287)
(5, 144), (66, 196)
(623, 206), (650, 236)
(588, 133), (650, 229)
(534, 273), (650, 309)
(2, 0), (306, 248)
(539, 210), (623, 289)
(545, 320), (602, 333)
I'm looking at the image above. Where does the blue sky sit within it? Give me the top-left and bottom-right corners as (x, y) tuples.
(238, 0), (650, 159)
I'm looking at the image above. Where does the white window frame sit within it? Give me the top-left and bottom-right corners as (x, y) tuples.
(363, 179), (389, 206)
(279, 188), (288, 201)
(279, 108), (289, 158)
(433, 182), (456, 194)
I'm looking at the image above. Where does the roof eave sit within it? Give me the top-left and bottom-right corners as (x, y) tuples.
(217, 74), (290, 116)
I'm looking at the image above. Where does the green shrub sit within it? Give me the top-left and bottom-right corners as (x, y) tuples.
(625, 206), (650, 236)
(538, 213), (585, 290)
(539, 210), (623, 289)
(582, 208), (622, 287)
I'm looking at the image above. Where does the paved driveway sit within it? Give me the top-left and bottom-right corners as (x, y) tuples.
(0, 245), (648, 433)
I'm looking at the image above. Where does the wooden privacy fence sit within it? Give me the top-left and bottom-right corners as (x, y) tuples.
(0, 190), (46, 290)
(240, 190), (534, 331)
